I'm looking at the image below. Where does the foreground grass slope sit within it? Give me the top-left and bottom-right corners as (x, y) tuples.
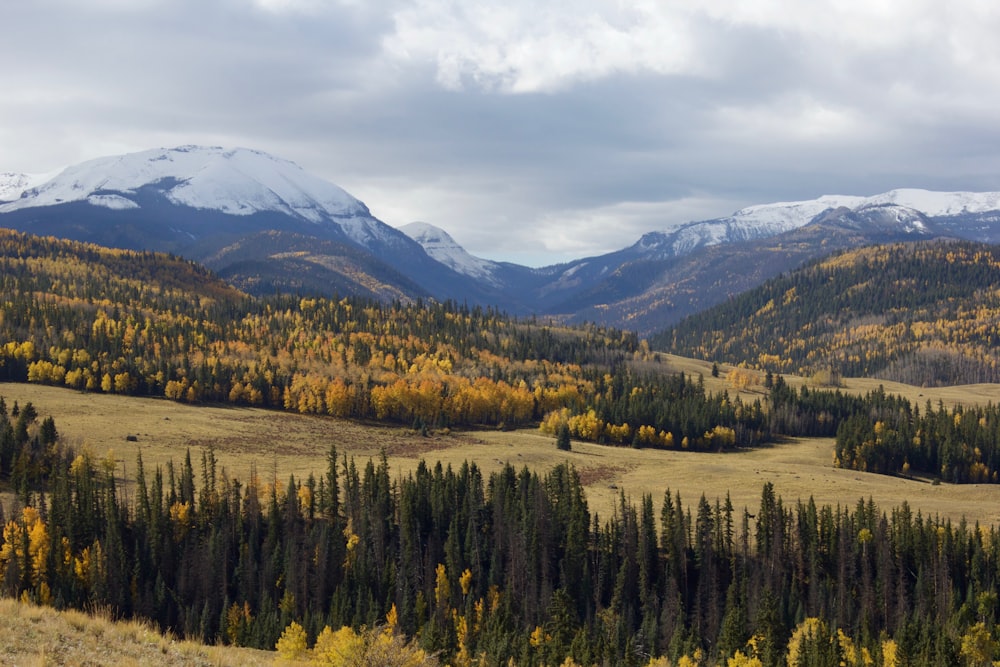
(0, 597), (272, 667)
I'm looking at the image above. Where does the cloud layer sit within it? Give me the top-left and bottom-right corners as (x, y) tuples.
(3, 0), (1000, 265)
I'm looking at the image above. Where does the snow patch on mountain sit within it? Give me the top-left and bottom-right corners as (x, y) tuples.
(866, 189), (1000, 217)
(860, 203), (930, 233)
(399, 222), (502, 285)
(641, 189), (1000, 258)
(728, 194), (866, 229)
(86, 194), (140, 210)
(0, 170), (64, 202)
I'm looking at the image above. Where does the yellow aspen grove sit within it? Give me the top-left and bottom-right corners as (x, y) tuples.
(0, 507), (49, 589)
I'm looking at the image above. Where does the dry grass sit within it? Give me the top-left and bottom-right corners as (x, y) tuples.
(5, 379), (1000, 526)
(0, 597), (273, 667)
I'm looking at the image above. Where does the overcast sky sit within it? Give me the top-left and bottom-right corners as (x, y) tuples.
(3, 0), (1000, 266)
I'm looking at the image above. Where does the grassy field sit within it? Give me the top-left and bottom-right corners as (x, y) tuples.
(5, 370), (1000, 527)
(0, 597), (274, 667)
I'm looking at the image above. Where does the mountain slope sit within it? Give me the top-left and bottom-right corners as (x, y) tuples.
(655, 239), (1000, 386)
(205, 229), (430, 301)
(533, 204), (937, 334)
(485, 191), (997, 333)
(0, 145), (503, 307)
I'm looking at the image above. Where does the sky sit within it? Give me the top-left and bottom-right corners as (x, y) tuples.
(3, 0), (1000, 266)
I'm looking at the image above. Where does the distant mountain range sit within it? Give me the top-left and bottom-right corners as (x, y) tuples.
(4, 145), (1000, 336)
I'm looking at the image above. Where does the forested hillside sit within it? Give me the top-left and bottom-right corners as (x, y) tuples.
(658, 241), (1000, 386)
(8, 226), (1000, 665)
(5, 229), (1000, 486)
(0, 229), (774, 451)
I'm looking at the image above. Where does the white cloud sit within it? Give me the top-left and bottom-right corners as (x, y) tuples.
(385, 0), (704, 93)
(711, 94), (877, 145)
(530, 197), (741, 257)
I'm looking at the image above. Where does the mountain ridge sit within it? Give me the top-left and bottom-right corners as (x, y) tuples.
(5, 145), (1000, 335)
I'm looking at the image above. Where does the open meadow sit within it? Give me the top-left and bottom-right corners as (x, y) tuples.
(6, 358), (1000, 527)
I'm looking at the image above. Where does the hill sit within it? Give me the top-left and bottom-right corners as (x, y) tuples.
(0, 228), (775, 454)
(656, 240), (1000, 386)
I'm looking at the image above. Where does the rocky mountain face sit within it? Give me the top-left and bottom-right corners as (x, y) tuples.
(4, 146), (1000, 336)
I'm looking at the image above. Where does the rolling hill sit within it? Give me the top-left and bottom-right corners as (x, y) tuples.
(656, 239), (1000, 386)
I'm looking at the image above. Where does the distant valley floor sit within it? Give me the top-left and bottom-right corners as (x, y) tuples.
(5, 381), (1000, 526)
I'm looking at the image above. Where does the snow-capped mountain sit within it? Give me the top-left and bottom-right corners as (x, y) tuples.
(625, 191), (978, 260)
(0, 146), (401, 249)
(0, 145), (506, 306)
(399, 222), (504, 286)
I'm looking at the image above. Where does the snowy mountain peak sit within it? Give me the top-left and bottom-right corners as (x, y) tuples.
(1, 145), (368, 219)
(642, 188), (989, 259)
(726, 188), (1000, 229)
(862, 188), (1000, 217)
(0, 145), (404, 248)
(399, 221), (501, 285)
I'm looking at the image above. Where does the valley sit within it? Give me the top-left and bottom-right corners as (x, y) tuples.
(9, 360), (1000, 528)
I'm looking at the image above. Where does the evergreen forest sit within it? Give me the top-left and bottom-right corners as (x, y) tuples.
(3, 395), (1000, 666)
